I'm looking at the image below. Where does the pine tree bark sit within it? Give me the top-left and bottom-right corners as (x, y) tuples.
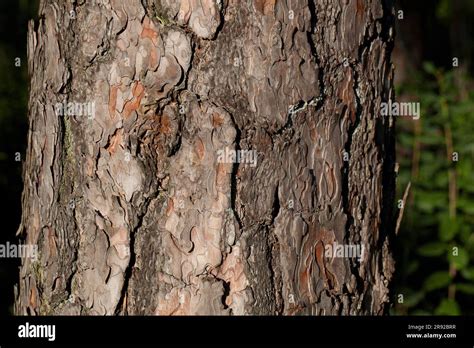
(16, 0), (396, 315)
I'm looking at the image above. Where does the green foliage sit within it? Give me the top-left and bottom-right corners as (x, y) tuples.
(424, 272), (451, 292)
(457, 283), (474, 295)
(447, 247), (469, 270)
(461, 267), (474, 281)
(435, 298), (460, 315)
(417, 242), (446, 257)
(394, 63), (474, 315)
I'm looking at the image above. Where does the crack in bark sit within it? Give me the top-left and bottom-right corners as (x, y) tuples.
(308, 0), (326, 107)
(115, 188), (160, 315)
(268, 184), (283, 314)
(228, 110), (243, 230)
(341, 63), (365, 301)
(220, 278), (231, 311)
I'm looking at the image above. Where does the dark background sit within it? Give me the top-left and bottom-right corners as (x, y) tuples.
(0, 0), (39, 316)
(392, 0), (474, 315)
(0, 0), (473, 316)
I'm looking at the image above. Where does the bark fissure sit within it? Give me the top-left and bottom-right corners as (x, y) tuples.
(115, 190), (158, 315)
(228, 109), (243, 230)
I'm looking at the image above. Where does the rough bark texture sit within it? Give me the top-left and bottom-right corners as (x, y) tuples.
(16, 0), (396, 315)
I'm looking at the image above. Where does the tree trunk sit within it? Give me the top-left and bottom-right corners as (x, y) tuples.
(16, 0), (396, 315)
